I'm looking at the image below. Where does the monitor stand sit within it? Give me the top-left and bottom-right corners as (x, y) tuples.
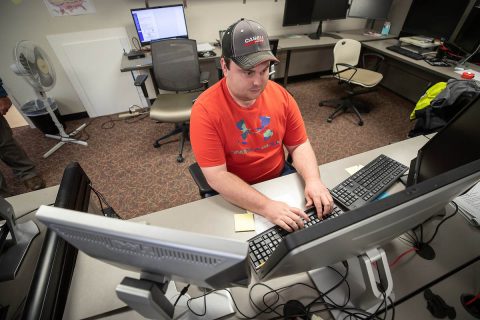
(308, 247), (394, 317)
(0, 197), (40, 281)
(116, 272), (235, 319)
(308, 21), (343, 40)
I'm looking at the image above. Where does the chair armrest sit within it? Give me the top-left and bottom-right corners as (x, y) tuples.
(200, 71), (210, 89)
(188, 162), (215, 198)
(334, 63), (358, 83)
(362, 53), (385, 72)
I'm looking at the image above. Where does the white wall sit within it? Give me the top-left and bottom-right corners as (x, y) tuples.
(0, 0), (410, 116)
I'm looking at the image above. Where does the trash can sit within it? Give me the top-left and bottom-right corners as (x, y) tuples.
(20, 98), (64, 135)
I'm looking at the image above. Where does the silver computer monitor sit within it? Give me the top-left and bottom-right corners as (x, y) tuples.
(35, 206), (250, 290)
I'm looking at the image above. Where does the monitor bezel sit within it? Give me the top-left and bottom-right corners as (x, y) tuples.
(347, 0), (393, 20)
(35, 206), (251, 290)
(130, 4), (189, 47)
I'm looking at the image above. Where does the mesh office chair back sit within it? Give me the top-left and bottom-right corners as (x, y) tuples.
(151, 39), (203, 92)
(149, 39), (209, 163)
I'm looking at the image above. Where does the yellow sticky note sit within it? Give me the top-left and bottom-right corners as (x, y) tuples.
(234, 212), (255, 232)
(346, 165), (364, 176)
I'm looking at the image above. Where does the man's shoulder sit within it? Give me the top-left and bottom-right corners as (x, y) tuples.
(192, 80), (225, 121)
(196, 80), (225, 105)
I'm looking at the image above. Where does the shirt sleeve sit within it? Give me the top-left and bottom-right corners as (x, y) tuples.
(190, 102), (226, 167)
(283, 92), (308, 147)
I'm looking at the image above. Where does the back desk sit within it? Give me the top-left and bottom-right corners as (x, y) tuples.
(61, 134), (478, 319)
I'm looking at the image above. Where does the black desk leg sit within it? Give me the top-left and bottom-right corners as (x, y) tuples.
(283, 50), (292, 87)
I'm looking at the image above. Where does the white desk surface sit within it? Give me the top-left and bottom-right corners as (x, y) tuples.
(362, 38), (480, 81)
(64, 135), (461, 320)
(275, 30), (395, 52)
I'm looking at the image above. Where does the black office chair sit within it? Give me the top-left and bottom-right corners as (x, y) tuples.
(136, 39), (209, 163)
(319, 39), (384, 126)
(189, 154), (294, 199)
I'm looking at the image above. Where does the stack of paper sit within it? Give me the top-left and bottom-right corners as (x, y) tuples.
(197, 42), (215, 52)
(454, 181), (480, 227)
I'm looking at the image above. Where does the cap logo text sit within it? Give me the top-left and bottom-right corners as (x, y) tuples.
(244, 35), (264, 46)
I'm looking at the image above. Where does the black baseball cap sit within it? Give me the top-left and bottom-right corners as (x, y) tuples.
(222, 19), (279, 70)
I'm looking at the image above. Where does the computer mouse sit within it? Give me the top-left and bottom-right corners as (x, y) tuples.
(462, 71), (475, 79)
(454, 66), (465, 72)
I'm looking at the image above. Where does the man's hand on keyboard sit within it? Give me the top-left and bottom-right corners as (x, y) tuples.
(304, 179), (334, 218)
(262, 200), (310, 232)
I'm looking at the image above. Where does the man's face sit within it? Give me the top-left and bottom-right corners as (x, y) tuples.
(222, 59), (270, 106)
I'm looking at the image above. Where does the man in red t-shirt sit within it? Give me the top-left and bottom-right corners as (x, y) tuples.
(190, 19), (333, 232)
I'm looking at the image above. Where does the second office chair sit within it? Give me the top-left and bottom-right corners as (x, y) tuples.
(320, 39), (384, 126)
(146, 39), (209, 163)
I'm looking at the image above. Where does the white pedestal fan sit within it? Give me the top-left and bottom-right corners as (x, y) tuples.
(10, 40), (87, 158)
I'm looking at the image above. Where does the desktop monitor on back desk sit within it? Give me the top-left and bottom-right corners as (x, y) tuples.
(130, 4), (188, 47)
(348, 0), (393, 31)
(309, 0), (349, 40)
(401, 0), (470, 41)
(282, 0), (349, 40)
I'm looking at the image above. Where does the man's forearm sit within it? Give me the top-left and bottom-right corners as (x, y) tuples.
(207, 171), (271, 215)
(289, 140), (322, 183)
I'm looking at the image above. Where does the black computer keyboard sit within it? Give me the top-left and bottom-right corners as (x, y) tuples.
(386, 45), (424, 60)
(330, 154), (408, 211)
(248, 205), (345, 270)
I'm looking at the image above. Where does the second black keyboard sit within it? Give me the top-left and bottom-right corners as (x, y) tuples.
(330, 154), (408, 210)
(386, 45), (424, 60)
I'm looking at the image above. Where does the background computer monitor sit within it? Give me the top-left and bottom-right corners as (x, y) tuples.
(452, 2), (480, 57)
(348, 0), (393, 19)
(401, 0), (470, 40)
(309, 0), (349, 39)
(282, 0), (315, 26)
(410, 94), (480, 185)
(131, 5), (188, 47)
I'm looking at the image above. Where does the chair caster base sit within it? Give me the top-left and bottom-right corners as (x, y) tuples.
(153, 142), (161, 148)
(327, 118), (333, 123)
(177, 156), (185, 163)
(358, 121), (364, 126)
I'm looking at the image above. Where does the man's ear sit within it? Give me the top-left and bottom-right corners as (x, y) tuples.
(220, 57), (228, 76)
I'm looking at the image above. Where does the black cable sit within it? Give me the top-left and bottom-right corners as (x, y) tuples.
(426, 201), (458, 244)
(131, 37), (141, 51)
(187, 288), (207, 317)
(387, 297), (395, 320)
(174, 284), (190, 307)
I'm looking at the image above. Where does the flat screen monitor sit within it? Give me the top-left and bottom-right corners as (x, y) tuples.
(282, 0), (315, 26)
(401, 0), (470, 40)
(131, 5), (188, 47)
(312, 0), (349, 21)
(452, 2), (480, 55)
(348, 0), (393, 19)
(409, 93), (480, 185)
(255, 95), (480, 281)
(35, 206), (251, 290)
